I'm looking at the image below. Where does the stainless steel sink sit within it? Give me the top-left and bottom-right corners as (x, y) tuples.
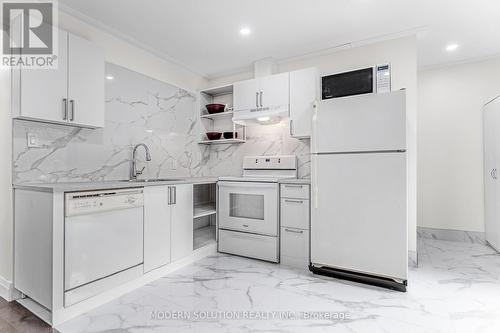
(122, 178), (184, 183)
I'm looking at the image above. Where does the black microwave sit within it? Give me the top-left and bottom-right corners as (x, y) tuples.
(321, 67), (375, 100)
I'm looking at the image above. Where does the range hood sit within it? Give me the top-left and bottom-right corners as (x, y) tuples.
(232, 104), (289, 125)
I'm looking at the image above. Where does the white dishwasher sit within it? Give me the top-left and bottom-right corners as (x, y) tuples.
(64, 188), (144, 306)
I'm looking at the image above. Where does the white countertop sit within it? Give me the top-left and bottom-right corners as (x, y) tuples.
(13, 177), (220, 193)
(278, 178), (310, 185)
(14, 176), (310, 192)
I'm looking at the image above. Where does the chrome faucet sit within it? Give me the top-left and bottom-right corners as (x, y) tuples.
(130, 143), (152, 180)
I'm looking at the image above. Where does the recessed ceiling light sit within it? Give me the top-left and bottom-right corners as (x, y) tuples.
(239, 27), (251, 36)
(446, 43), (458, 52)
(105, 75), (114, 80)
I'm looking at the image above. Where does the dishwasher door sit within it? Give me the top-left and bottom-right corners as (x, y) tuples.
(64, 189), (144, 292)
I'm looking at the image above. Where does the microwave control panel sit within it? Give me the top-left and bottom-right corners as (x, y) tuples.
(376, 64), (391, 93)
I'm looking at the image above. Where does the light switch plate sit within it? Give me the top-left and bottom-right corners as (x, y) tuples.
(27, 133), (40, 148)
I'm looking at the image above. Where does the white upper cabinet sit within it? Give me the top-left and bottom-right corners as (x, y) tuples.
(12, 30), (68, 124)
(233, 72), (290, 112)
(233, 78), (260, 112)
(259, 72), (289, 110)
(12, 30), (105, 128)
(289, 68), (319, 138)
(232, 69), (317, 134)
(67, 34), (105, 128)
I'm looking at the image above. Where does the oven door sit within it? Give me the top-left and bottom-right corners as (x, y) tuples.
(218, 181), (278, 236)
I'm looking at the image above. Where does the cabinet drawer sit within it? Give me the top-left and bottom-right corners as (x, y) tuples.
(280, 227), (309, 268)
(280, 198), (309, 229)
(219, 229), (278, 262)
(280, 184), (310, 199)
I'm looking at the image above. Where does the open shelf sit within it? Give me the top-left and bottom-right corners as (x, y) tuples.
(193, 183), (217, 250)
(199, 138), (246, 145)
(194, 225), (216, 250)
(194, 203), (216, 219)
(200, 111), (234, 119)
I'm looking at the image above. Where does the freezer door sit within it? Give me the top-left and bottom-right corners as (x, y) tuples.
(311, 152), (407, 280)
(313, 90), (406, 153)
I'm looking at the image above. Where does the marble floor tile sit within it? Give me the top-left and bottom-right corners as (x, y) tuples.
(50, 239), (500, 333)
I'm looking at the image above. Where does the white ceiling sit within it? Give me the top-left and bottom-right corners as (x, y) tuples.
(59, 0), (500, 78)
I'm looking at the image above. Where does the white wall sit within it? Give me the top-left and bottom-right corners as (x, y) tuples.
(0, 11), (208, 300)
(208, 36), (418, 253)
(418, 57), (500, 232)
(59, 11), (208, 92)
(0, 59), (13, 299)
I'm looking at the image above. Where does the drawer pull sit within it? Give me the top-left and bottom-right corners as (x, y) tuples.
(284, 199), (303, 204)
(284, 228), (304, 234)
(242, 224), (249, 227)
(284, 185), (303, 188)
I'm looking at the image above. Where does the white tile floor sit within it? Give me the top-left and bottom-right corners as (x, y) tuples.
(58, 238), (500, 333)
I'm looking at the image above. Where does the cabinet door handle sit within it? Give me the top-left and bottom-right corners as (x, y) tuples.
(172, 186), (176, 205)
(168, 186), (172, 205)
(62, 98), (68, 120)
(69, 99), (75, 121)
(256, 92), (259, 108)
(284, 199), (303, 204)
(290, 119), (294, 136)
(259, 91), (263, 107)
(494, 169), (498, 180)
(284, 228), (304, 234)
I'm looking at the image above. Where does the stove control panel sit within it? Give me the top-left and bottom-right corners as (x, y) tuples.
(243, 155), (297, 170)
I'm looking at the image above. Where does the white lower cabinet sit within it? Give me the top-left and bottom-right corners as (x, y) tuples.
(280, 198), (310, 229)
(144, 184), (193, 272)
(171, 184), (194, 261)
(280, 183), (310, 268)
(144, 186), (171, 273)
(280, 228), (310, 268)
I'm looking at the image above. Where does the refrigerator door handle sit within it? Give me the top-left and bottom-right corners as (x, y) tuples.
(311, 101), (319, 209)
(312, 154), (318, 209)
(311, 101), (318, 153)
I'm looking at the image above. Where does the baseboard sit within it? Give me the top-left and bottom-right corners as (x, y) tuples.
(0, 275), (21, 301)
(417, 227), (486, 245)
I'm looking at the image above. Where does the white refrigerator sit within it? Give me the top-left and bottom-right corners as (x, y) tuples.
(310, 90), (408, 291)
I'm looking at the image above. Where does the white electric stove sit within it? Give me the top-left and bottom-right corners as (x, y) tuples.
(217, 155), (297, 262)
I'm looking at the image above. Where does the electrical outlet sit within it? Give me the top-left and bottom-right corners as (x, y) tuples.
(27, 133), (40, 148)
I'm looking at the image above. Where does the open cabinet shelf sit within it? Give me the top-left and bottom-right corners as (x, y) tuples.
(194, 225), (216, 250)
(198, 84), (246, 145)
(193, 183), (217, 250)
(194, 203), (216, 218)
(198, 138), (245, 145)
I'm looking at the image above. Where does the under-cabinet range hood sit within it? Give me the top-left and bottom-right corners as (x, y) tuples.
(232, 105), (289, 125)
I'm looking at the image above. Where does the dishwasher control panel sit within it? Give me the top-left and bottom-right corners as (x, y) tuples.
(65, 188), (144, 217)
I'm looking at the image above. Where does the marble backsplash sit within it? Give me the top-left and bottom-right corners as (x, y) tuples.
(13, 63), (310, 184)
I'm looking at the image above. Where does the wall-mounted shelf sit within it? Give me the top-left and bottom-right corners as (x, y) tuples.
(198, 138), (246, 145)
(198, 84), (246, 145)
(200, 111), (234, 119)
